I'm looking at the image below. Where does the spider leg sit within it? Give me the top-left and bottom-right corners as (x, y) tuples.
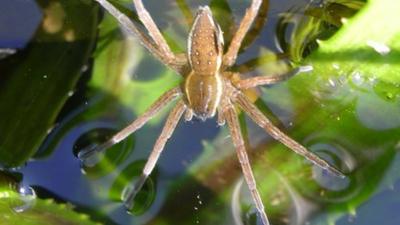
(236, 66), (313, 89)
(95, 0), (187, 74)
(237, 75), (291, 89)
(132, 0), (174, 60)
(124, 100), (186, 209)
(223, 0), (262, 67)
(78, 87), (181, 162)
(238, 0), (269, 52)
(235, 91), (345, 178)
(223, 103), (270, 225)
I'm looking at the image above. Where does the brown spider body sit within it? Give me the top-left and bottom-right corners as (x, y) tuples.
(83, 1), (345, 224)
(184, 7), (224, 120)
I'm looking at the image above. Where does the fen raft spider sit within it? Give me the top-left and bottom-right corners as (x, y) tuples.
(80, 0), (345, 224)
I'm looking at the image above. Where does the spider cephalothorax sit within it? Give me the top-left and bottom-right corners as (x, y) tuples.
(80, 1), (344, 224)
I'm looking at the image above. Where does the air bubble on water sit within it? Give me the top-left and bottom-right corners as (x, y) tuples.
(332, 64), (340, 70)
(366, 40), (391, 55)
(81, 65), (89, 73)
(340, 17), (349, 24)
(0, 48), (16, 59)
(351, 71), (364, 86)
(328, 78), (336, 88)
(298, 65), (313, 73)
(270, 194), (283, 206)
(196, 194), (203, 205)
(386, 92), (394, 100)
(13, 185), (36, 213)
(46, 125), (55, 134)
(368, 76), (377, 84)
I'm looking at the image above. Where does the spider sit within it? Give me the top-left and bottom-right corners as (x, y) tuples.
(80, 0), (345, 224)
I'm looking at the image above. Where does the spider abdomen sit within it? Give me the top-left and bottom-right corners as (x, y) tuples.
(183, 72), (223, 120)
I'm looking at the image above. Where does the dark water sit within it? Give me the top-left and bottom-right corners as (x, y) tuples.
(0, 0), (399, 225)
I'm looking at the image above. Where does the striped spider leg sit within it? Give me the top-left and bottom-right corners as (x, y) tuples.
(81, 0), (345, 224)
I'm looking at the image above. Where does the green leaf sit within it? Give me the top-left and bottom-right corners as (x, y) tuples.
(305, 0), (400, 84)
(0, 189), (101, 225)
(0, 0), (99, 166)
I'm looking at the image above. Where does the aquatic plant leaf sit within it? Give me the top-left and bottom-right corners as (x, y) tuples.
(0, 0), (98, 166)
(0, 188), (101, 225)
(305, 0), (400, 84)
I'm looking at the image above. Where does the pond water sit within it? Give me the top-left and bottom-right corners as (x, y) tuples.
(0, 0), (399, 225)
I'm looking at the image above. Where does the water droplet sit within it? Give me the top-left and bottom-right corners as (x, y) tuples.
(366, 40), (391, 55)
(13, 185), (36, 213)
(372, 80), (399, 103)
(298, 65), (313, 73)
(328, 78), (336, 88)
(0, 48), (16, 59)
(350, 71), (364, 86)
(386, 92), (394, 100)
(81, 65), (89, 72)
(332, 64), (340, 70)
(340, 17), (349, 24)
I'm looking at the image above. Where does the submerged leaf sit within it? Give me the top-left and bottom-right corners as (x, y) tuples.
(0, 0), (99, 166)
